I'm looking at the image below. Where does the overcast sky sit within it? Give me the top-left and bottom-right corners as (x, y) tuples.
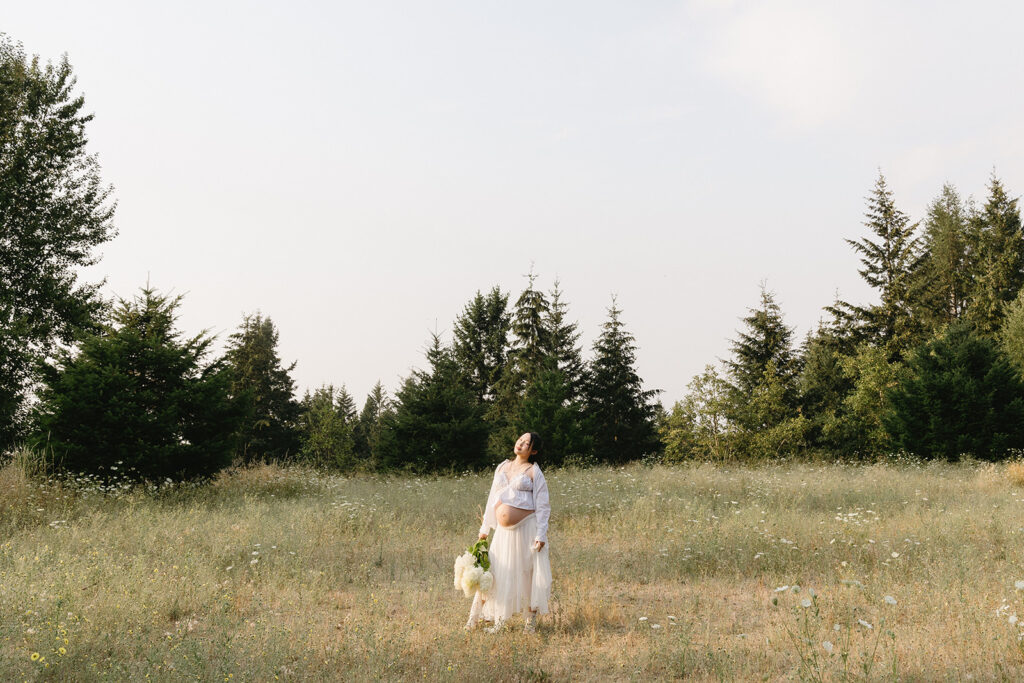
(7, 1), (1024, 406)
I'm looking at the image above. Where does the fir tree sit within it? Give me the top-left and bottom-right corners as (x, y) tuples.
(545, 279), (586, 401)
(451, 287), (510, 405)
(885, 322), (1024, 460)
(910, 184), (974, 333)
(725, 286), (799, 405)
(224, 313), (300, 462)
(968, 174), (1024, 335)
(31, 288), (242, 480)
(389, 335), (489, 471)
(582, 298), (659, 464)
(831, 173), (921, 359)
(354, 381), (393, 470)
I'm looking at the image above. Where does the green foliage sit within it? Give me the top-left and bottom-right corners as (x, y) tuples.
(832, 173), (921, 360)
(662, 365), (731, 461)
(885, 322), (1024, 460)
(799, 321), (856, 448)
(468, 537), (490, 571)
(731, 361), (809, 459)
(582, 298), (659, 464)
(224, 313), (300, 462)
(819, 344), (904, 457)
(353, 381), (394, 470)
(0, 37), (116, 449)
(388, 335), (489, 471)
(967, 175), (1024, 335)
(452, 287), (510, 405)
(297, 385), (356, 470)
(517, 362), (591, 468)
(725, 286), (799, 406)
(31, 288), (241, 480)
(545, 279), (586, 401)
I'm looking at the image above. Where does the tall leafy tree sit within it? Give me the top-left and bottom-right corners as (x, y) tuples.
(885, 322), (1024, 460)
(389, 335), (489, 471)
(0, 37), (117, 449)
(831, 173), (921, 359)
(968, 175), (1024, 335)
(451, 287), (510, 405)
(31, 288), (241, 480)
(224, 313), (300, 462)
(582, 298), (659, 464)
(662, 364), (731, 461)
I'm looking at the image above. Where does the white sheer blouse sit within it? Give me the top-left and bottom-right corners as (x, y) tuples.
(478, 460), (551, 544)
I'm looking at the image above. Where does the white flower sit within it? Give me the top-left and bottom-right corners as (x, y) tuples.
(833, 624), (841, 632)
(479, 571), (494, 595)
(1015, 580), (1024, 591)
(461, 566), (483, 597)
(791, 585), (800, 594)
(651, 624), (662, 630)
(891, 552), (899, 558)
(858, 619), (873, 629)
(884, 595), (897, 605)
(454, 552), (476, 590)
(1010, 614), (1019, 625)
(774, 585), (789, 593)
(638, 617), (649, 622)
(822, 640), (834, 654)
(800, 599), (812, 608)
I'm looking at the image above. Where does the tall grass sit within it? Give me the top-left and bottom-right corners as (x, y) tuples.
(2, 456), (1024, 679)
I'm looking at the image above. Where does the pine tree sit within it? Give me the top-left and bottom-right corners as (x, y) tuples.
(798, 314), (858, 449)
(389, 335), (489, 471)
(885, 322), (1024, 460)
(1, 38), (117, 449)
(968, 175), (1024, 335)
(354, 381), (393, 470)
(336, 385), (357, 423)
(451, 287), (510, 405)
(831, 173), (921, 359)
(582, 298), (659, 464)
(31, 288), (242, 480)
(545, 279), (586, 401)
(725, 286), (799, 405)
(224, 313), (300, 462)
(910, 184), (974, 333)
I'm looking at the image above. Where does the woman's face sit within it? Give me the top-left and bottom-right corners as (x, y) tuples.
(514, 433), (534, 458)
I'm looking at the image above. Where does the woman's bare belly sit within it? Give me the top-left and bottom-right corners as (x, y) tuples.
(496, 503), (533, 527)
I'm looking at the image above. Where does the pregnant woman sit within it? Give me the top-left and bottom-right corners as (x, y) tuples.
(465, 432), (552, 633)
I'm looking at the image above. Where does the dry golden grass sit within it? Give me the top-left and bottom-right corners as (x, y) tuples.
(2, 456), (1024, 680)
(1006, 460), (1024, 488)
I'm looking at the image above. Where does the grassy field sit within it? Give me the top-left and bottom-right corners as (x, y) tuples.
(3, 454), (1024, 681)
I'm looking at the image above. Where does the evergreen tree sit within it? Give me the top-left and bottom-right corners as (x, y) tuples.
(545, 279), (586, 401)
(451, 287), (510, 405)
(298, 384), (356, 470)
(798, 315), (857, 449)
(31, 288), (241, 480)
(831, 173), (921, 359)
(354, 381), (393, 470)
(823, 344), (904, 457)
(968, 175), (1024, 335)
(336, 385), (357, 423)
(389, 335), (489, 471)
(224, 313), (300, 462)
(885, 322), (1024, 460)
(582, 298), (659, 464)
(911, 184), (974, 333)
(725, 286), (799, 406)
(517, 360), (590, 468)
(999, 289), (1024, 378)
(1, 37), (117, 449)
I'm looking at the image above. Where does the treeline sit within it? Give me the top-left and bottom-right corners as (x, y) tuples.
(663, 174), (1024, 462)
(7, 37), (1024, 480)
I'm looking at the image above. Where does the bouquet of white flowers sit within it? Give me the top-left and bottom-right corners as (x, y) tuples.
(454, 538), (494, 598)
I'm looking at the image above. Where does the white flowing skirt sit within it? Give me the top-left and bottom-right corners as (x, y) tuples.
(482, 513), (551, 622)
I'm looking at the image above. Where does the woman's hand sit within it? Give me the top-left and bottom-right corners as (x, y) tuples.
(533, 540), (545, 551)
(478, 533), (488, 540)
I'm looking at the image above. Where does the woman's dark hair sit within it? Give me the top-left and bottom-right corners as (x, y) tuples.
(527, 432), (543, 460)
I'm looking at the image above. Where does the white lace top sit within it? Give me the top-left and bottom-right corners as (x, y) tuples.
(478, 460), (551, 544)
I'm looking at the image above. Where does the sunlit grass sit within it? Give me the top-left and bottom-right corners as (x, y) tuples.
(2, 452), (1024, 679)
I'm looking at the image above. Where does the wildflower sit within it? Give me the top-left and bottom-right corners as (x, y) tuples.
(1015, 580), (1024, 591)
(774, 585), (789, 593)
(651, 624), (662, 630)
(858, 619), (873, 629)
(833, 624), (841, 631)
(884, 595), (897, 605)
(800, 599), (812, 608)
(638, 617), (648, 622)
(250, 559), (258, 565)
(791, 585), (800, 594)
(668, 615), (677, 621)
(891, 552), (899, 558)
(1011, 615), (1019, 625)
(31, 653), (40, 661)
(58, 647), (66, 655)
(822, 641), (834, 654)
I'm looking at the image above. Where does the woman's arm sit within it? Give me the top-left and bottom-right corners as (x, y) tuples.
(532, 465), (550, 546)
(478, 461), (506, 538)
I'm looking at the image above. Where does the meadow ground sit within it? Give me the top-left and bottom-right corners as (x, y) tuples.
(3, 455), (1024, 681)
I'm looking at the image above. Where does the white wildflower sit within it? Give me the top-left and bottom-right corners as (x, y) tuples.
(1011, 614), (1019, 625)
(822, 640), (834, 654)
(774, 585), (789, 593)
(478, 571), (494, 595)
(1015, 580), (1024, 591)
(638, 616), (649, 622)
(858, 619), (873, 629)
(801, 599), (812, 608)
(651, 624), (662, 630)
(884, 595), (897, 605)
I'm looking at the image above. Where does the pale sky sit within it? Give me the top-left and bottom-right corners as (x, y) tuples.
(7, 1), (1024, 406)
